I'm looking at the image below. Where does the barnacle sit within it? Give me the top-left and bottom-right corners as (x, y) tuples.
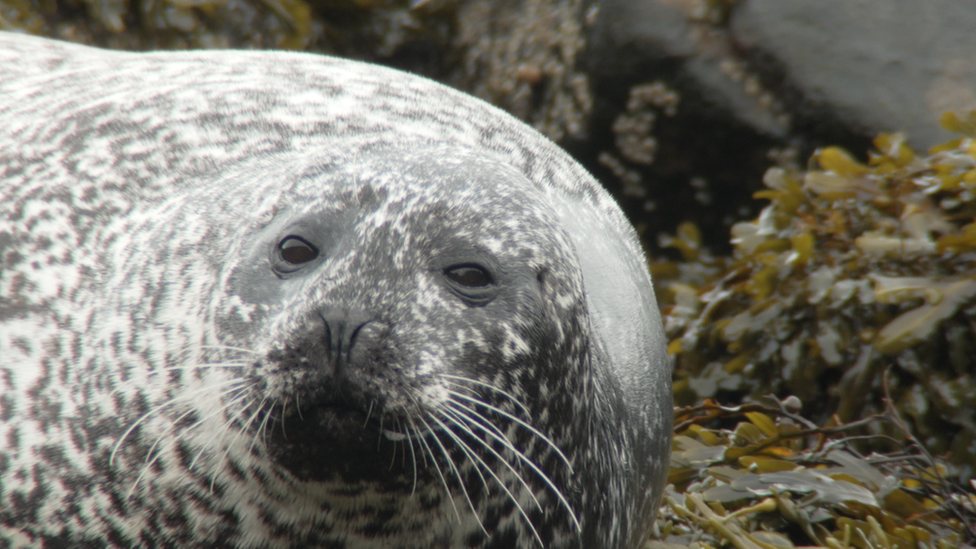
(659, 111), (976, 475)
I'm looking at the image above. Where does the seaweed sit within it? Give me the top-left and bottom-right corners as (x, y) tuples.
(0, 0), (456, 58)
(658, 111), (976, 475)
(654, 396), (974, 548)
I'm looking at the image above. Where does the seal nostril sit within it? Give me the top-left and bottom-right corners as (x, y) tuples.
(319, 307), (374, 372)
(348, 322), (367, 350)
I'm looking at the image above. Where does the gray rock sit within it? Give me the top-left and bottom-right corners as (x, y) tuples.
(583, 0), (976, 253)
(731, 0), (976, 149)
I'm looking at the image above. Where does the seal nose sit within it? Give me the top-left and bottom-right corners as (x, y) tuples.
(319, 308), (373, 373)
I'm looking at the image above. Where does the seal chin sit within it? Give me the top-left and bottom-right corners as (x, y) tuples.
(267, 396), (416, 485)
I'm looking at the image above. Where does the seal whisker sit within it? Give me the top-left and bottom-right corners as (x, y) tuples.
(209, 391), (262, 491)
(413, 417), (462, 522)
(404, 417), (421, 495)
(199, 345), (261, 356)
(254, 400), (276, 451)
(388, 418), (400, 471)
(445, 401), (581, 533)
(215, 391), (270, 468)
(244, 396), (273, 455)
(443, 402), (517, 453)
(445, 390), (574, 472)
(155, 363), (249, 375)
(435, 409), (546, 547)
(439, 406), (543, 512)
(398, 418), (411, 470)
(220, 390), (258, 439)
(208, 386), (251, 493)
(409, 418), (431, 469)
(279, 397), (290, 439)
(377, 415), (385, 452)
(430, 411), (491, 498)
(426, 414), (491, 538)
(364, 399), (375, 427)
(418, 415), (481, 529)
(295, 392), (304, 421)
(110, 378), (246, 465)
(125, 404), (202, 498)
(442, 403), (525, 474)
(438, 375), (531, 416)
(130, 379), (251, 497)
(187, 386), (255, 473)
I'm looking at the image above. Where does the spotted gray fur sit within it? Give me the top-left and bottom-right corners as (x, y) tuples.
(0, 32), (672, 549)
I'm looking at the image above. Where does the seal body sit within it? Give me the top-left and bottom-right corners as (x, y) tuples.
(0, 33), (672, 549)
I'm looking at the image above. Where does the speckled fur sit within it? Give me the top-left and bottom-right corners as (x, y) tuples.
(0, 33), (671, 549)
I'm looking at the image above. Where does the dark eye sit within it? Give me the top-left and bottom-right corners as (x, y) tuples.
(444, 265), (493, 287)
(278, 236), (319, 265)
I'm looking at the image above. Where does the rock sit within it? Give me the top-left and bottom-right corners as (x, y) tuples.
(583, 0), (787, 254)
(730, 0), (976, 150)
(583, 0), (976, 253)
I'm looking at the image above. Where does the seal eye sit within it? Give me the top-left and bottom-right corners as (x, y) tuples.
(278, 236), (319, 265)
(440, 262), (498, 306)
(444, 265), (493, 288)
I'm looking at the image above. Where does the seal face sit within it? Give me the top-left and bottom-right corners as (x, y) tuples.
(0, 33), (672, 549)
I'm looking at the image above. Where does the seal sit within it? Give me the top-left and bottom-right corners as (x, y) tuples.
(0, 33), (672, 549)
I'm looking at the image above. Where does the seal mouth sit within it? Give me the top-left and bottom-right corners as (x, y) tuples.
(295, 400), (410, 440)
(267, 394), (421, 484)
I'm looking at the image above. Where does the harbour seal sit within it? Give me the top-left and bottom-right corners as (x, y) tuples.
(0, 33), (672, 549)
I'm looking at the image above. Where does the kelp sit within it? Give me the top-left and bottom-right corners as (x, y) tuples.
(656, 111), (976, 474)
(653, 398), (974, 548)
